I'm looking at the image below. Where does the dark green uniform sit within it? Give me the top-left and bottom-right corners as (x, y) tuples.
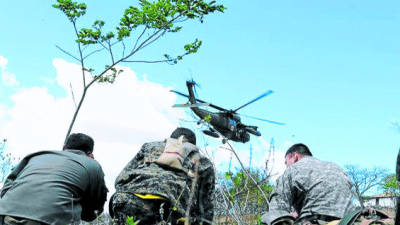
(110, 140), (215, 225)
(0, 150), (107, 225)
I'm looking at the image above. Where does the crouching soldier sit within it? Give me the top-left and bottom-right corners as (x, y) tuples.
(0, 133), (108, 225)
(262, 144), (354, 225)
(110, 127), (215, 225)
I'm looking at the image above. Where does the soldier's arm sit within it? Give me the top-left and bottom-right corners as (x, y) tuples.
(1, 158), (27, 197)
(1, 172), (17, 197)
(81, 163), (108, 222)
(262, 173), (295, 225)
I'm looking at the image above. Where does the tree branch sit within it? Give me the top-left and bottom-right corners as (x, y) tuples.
(121, 39), (126, 58)
(131, 27), (148, 54)
(83, 47), (106, 60)
(69, 83), (77, 109)
(226, 142), (269, 203)
(63, 21), (89, 144)
(122, 59), (175, 64)
(55, 45), (80, 62)
(219, 179), (245, 225)
(128, 29), (164, 57)
(129, 13), (183, 56)
(72, 21), (86, 88)
(107, 40), (115, 64)
(137, 29), (167, 51)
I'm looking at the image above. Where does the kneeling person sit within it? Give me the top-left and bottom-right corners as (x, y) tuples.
(262, 144), (354, 225)
(0, 133), (108, 225)
(110, 128), (215, 225)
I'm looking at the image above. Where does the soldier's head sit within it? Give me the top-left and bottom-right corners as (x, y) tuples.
(285, 143), (312, 167)
(63, 133), (95, 159)
(170, 127), (196, 145)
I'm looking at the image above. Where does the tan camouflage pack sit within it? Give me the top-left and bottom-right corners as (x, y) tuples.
(155, 136), (200, 177)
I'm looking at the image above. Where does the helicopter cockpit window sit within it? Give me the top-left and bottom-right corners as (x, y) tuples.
(229, 119), (236, 131)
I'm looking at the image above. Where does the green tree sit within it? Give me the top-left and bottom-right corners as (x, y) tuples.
(217, 168), (273, 225)
(381, 174), (400, 196)
(53, 0), (226, 144)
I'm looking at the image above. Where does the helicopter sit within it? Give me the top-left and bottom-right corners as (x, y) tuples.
(170, 80), (285, 144)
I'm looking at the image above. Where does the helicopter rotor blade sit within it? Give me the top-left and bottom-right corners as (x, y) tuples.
(207, 103), (230, 112)
(233, 90), (274, 112)
(170, 90), (208, 104)
(173, 103), (210, 108)
(170, 90), (191, 99)
(170, 90), (229, 112)
(239, 113), (285, 125)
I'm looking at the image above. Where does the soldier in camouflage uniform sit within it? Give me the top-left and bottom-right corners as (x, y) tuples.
(110, 128), (215, 225)
(262, 143), (354, 225)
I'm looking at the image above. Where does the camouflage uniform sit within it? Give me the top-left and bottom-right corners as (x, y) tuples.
(110, 141), (215, 225)
(262, 157), (354, 225)
(111, 192), (170, 225)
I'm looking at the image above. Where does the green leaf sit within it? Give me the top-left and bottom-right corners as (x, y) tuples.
(224, 172), (232, 180)
(184, 39), (202, 55)
(233, 176), (241, 186)
(125, 216), (134, 225)
(125, 216), (140, 225)
(53, 0), (87, 22)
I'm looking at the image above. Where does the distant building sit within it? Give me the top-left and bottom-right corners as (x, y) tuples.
(364, 193), (397, 208)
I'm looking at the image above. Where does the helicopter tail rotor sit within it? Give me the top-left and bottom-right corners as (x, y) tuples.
(187, 79), (200, 96)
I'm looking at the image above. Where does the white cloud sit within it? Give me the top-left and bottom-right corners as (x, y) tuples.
(2, 72), (19, 87)
(0, 58), (186, 207)
(0, 56), (7, 68)
(0, 55), (19, 87)
(0, 104), (8, 124)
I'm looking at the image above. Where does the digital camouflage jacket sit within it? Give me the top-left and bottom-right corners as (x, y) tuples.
(114, 140), (216, 225)
(262, 156), (354, 225)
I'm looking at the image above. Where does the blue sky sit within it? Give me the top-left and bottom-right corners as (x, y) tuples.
(0, 0), (399, 181)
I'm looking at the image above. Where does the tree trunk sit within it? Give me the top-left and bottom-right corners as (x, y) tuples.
(357, 194), (365, 209)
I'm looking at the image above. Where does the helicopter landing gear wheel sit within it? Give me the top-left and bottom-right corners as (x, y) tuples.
(222, 138), (227, 144)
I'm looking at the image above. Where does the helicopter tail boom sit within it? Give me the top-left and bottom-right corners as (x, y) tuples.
(185, 81), (213, 120)
(186, 81), (197, 105)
